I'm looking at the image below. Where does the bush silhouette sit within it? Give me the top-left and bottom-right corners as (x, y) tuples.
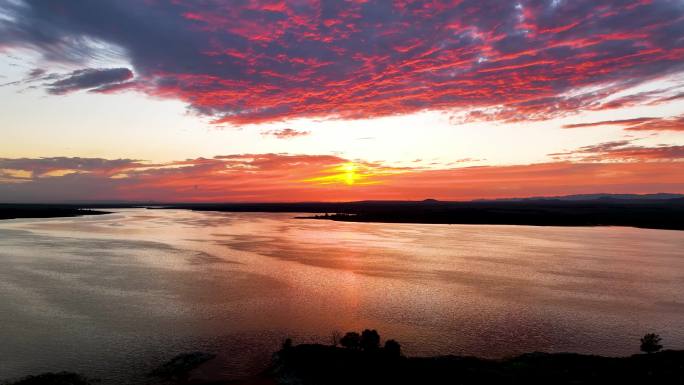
(340, 331), (361, 349)
(360, 329), (381, 351)
(640, 333), (663, 353)
(330, 330), (343, 346)
(6, 372), (94, 385)
(149, 352), (216, 380)
(384, 339), (401, 358)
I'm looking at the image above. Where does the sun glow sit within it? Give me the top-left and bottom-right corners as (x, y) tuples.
(304, 162), (365, 185)
(342, 163), (358, 185)
(303, 162), (407, 186)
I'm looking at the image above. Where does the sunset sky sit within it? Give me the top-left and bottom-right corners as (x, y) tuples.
(1, 0), (683, 202)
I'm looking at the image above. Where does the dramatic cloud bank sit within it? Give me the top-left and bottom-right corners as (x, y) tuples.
(1, 153), (682, 202)
(1, 0), (683, 124)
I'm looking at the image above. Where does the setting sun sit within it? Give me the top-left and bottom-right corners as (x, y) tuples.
(302, 162), (406, 187)
(303, 162), (366, 186)
(342, 163), (357, 185)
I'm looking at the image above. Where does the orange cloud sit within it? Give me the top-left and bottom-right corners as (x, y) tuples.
(1, 154), (682, 202)
(371, 162), (684, 201)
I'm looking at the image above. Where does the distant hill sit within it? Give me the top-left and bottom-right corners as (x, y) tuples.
(475, 193), (684, 202)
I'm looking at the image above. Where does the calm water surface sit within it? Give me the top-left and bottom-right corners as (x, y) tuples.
(1, 209), (683, 383)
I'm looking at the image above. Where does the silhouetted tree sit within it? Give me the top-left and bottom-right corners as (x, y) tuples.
(640, 333), (663, 354)
(384, 339), (401, 358)
(340, 331), (361, 349)
(330, 330), (343, 346)
(282, 338), (293, 350)
(360, 329), (381, 351)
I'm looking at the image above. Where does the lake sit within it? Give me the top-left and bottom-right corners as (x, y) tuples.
(1, 209), (683, 383)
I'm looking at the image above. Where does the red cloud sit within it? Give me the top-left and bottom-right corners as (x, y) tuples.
(2, 0), (683, 124)
(549, 140), (684, 162)
(563, 115), (684, 131)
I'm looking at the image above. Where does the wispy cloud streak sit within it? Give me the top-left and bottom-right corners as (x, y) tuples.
(563, 115), (684, 131)
(261, 128), (311, 139)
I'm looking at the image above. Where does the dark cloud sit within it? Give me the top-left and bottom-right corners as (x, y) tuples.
(0, 0), (683, 123)
(27, 68), (46, 78)
(45, 68), (134, 94)
(0, 157), (142, 177)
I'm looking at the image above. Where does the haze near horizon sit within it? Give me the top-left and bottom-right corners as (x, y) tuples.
(0, 0), (683, 202)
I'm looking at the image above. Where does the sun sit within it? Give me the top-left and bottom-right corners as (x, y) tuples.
(302, 162), (365, 186)
(302, 161), (404, 187)
(342, 163), (358, 185)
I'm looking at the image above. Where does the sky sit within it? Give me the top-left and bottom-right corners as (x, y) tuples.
(0, 0), (683, 202)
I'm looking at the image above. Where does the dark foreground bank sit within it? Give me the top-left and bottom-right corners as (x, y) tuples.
(0, 204), (109, 220)
(5, 339), (684, 385)
(271, 344), (684, 385)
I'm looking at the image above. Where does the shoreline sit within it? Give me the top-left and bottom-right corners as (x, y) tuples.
(299, 213), (684, 231)
(6, 345), (683, 385)
(0, 204), (111, 221)
(2, 201), (681, 231)
(270, 343), (684, 385)
(158, 199), (684, 231)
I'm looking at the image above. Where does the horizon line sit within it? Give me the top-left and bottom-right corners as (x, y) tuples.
(1, 192), (683, 206)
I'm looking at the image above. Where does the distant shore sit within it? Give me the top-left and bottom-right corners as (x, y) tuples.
(302, 206), (684, 230)
(0, 204), (110, 220)
(160, 199), (684, 231)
